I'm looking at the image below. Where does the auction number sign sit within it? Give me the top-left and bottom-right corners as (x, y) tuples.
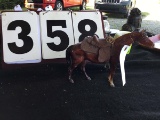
(2, 11), (104, 64)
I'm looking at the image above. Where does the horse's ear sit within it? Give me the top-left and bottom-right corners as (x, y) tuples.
(140, 29), (146, 33)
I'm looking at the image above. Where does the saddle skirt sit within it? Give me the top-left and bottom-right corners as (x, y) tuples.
(81, 35), (113, 62)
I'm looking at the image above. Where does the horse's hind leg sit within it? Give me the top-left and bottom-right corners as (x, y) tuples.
(80, 61), (91, 81)
(104, 62), (110, 69)
(68, 64), (78, 83)
(68, 60), (82, 83)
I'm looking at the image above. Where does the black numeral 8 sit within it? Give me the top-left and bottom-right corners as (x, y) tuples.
(78, 19), (97, 42)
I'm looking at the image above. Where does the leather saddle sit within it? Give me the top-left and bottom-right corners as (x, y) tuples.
(81, 35), (113, 62)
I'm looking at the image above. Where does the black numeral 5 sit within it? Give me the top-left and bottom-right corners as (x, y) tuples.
(47, 20), (69, 51)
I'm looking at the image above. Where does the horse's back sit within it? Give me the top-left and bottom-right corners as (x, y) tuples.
(66, 43), (82, 58)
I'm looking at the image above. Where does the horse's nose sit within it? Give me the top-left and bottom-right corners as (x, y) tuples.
(149, 40), (154, 48)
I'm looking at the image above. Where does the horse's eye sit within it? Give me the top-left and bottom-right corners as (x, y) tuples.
(143, 33), (148, 37)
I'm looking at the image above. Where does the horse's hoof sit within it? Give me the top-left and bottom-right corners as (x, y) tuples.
(69, 79), (74, 83)
(110, 83), (115, 87)
(87, 77), (91, 81)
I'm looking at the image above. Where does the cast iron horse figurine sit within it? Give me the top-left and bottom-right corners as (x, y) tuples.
(66, 30), (154, 87)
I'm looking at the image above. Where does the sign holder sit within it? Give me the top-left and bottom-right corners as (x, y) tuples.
(0, 10), (105, 69)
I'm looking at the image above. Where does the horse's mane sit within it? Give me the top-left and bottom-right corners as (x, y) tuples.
(106, 36), (115, 44)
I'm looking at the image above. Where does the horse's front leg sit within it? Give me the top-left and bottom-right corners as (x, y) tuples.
(108, 64), (116, 87)
(108, 58), (117, 87)
(68, 66), (75, 83)
(81, 61), (91, 81)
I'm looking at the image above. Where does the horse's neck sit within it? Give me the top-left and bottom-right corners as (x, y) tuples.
(124, 34), (135, 44)
(130, 32), (140, 42)
(113, 34), (134, 48)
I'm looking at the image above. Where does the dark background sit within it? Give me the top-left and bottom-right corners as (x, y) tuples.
(0, 0), (24, 10)
(0, 43), (160, 120)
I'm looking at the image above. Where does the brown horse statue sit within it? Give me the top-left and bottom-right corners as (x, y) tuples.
(66, 30), (154, 87)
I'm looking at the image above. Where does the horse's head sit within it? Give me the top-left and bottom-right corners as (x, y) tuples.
(132, 30), (154, 48)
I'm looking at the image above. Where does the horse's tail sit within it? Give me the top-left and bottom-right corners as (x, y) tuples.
(66, 45), (73, 65)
